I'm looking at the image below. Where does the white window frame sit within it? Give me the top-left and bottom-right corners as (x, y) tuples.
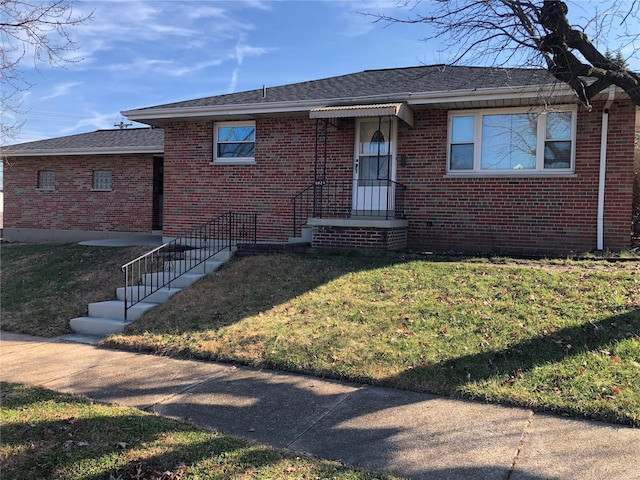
(446, 105), (577, 176)
(92, 170), (112, 191)
(37, 170), (55, 190)
(213, 120), (256, 164)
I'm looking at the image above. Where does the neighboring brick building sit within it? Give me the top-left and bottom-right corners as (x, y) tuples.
(2, 128), (163, 242)
(3, 65), (637, 254)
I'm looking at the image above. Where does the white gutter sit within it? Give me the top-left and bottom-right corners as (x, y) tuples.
(3, 146), (163, 157)
(597, 85), (617, 250)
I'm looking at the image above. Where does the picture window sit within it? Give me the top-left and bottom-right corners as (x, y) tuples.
(448, 106), (576, 175)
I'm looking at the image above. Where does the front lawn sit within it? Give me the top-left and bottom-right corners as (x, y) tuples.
(103, 251), (640, 427)
(2, 244), (638, 426)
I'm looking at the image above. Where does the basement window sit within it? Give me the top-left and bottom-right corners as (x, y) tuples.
(37, 170), (55, 190)
(447, 106), (576, 175)
(213, 121), (256, 164)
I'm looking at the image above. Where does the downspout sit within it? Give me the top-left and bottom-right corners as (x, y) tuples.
(597, 86), (617, 251)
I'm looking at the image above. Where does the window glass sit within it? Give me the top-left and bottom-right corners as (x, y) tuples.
(450, 144), (474, 170)
(450, 116), (475, 170)
(37, 171), (55, 189)
(215, 123), (255, 161)
(481, 113), (537, 170)
(218, 126), (255, 143)
(92, 170), (112, 190)
(544, 112), (572, 169)
(359, 122), (389, 156)
(217, 143), (255, 158)
(546, 112), (572, 140)
(451, 116), (474, 143)
(544, 141), (572, 168)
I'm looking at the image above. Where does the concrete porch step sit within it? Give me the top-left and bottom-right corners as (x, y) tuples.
(163, 259), (225, 275)
(116, 285), (182, 304)
(69, 316), (132, 336)
(140, 272), (204, 289)
(182, 248), (234, 262)
(88, 300), (157, 322)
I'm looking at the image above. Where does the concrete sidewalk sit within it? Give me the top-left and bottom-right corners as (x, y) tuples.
(1, 332), (638, 480)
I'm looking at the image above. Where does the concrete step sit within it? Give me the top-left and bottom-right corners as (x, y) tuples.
(140, 272), (204, 289)
(163, 259), (225, 275)
(69, 316), (132, 336)
(116, 285), (182, 303)
(88, 300), (157, 321)
(182, 248), (234, 262)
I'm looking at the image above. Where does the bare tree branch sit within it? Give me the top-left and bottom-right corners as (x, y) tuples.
(0, 0), (92, 141)
(364, 0), (640, 107)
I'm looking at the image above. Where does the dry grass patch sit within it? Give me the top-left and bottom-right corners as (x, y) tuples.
(1, 243), (148, 336)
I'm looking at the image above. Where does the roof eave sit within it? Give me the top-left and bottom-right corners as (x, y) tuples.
(2, 146), (163, 158)
(122, 83), (587, 126)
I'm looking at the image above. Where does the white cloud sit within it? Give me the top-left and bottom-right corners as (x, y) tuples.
(234, 40), (270, 66)
(62, 110), (122, 134)
(337, 0), (408, 37)
(225, 35), (273, 92)
(187, 6), (228, 20)
(228, 67), (240, 93)
(41, 82), (82, 101)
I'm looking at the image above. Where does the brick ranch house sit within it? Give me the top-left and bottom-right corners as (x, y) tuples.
(4, 65), (639, 253)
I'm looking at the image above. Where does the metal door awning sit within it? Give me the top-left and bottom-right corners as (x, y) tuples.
(309, 102), (414, 126)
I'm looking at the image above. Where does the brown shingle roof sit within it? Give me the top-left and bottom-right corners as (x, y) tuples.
(130, 65), (555, 111)
(3, 128), (163, 155)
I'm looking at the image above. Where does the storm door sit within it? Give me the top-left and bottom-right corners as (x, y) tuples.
(353, 117), (396, 216)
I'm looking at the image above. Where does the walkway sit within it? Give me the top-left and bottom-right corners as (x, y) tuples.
(1, 332), (638, 480)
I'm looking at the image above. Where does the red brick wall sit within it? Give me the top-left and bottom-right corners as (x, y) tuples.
(163, 117), (354, 240)
(163, 99), (635, 254)
(397, 100), (636, 254)
(4, 154), (154, 233)
(312, 226), (407, 250)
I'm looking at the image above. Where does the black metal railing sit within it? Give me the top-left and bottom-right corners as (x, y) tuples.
(291, 179), (406, 237)
(121, 212), (257, 321)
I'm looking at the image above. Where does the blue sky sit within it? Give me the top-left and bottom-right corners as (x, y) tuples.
(6, 0), (640, 145)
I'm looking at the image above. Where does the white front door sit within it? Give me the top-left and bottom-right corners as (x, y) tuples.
(353, 117), (396, 216)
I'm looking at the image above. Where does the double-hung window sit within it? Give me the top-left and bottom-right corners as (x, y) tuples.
(448, 106), (576, 175)
(213, 121), (256, 163)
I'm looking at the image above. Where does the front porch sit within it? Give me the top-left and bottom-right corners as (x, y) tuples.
(290, 109), (412, 251)
(292, 178), (409, 250)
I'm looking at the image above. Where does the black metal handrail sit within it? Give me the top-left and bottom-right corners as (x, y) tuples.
(291, 179), (406, 237)
(121, 212), (257, 321)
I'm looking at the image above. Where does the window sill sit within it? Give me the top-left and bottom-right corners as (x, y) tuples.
(91, 188), (113, 192)
(211, 160), (257, 166)
(444, 172), (577, 179)
(36, 188), (55, 191)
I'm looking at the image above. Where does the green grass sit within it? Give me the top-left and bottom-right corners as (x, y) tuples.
(0, 382), (397, 480)
(2, 244), (639, 426)
(104, 252), (640, 426)
(1, 243), (147, 336)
